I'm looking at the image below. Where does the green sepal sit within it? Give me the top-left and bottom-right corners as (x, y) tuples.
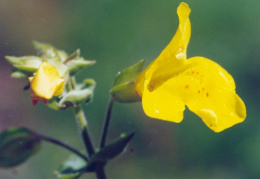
(10, 70), (29, 78)
(33, 41), (68, 62)
(54, 153), (87, 179)
(110, 59), (145, 103)
(113, 59), (145, 86)
(47, 79), (96, 110)
(33, 40), (56, 56)
(0, 127), (41, 168)
(59, 89), (93, 107)
(88, 132), (135, 166)
(76, 79), (96, 90)
(66, 57), (96, 76)
(46, 97), (63, 110)
(5, 56), (43, 72)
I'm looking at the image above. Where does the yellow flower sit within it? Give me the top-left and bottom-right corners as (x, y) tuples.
(135, 2), (246, 132)
(29, 61), (65, 105)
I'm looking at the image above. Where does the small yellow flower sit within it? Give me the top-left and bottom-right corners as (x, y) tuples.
(135, 2), (246, 132)
(29, 61), (64, 105)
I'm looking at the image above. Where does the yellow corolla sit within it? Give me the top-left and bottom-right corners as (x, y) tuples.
(135, 2), (246, 132)
(29, 61), (64, 105)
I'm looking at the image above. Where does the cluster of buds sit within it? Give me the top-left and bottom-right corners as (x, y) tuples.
(6, 41), (96, 109)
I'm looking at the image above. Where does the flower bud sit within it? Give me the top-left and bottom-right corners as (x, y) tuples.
(0, 127), (41, 168)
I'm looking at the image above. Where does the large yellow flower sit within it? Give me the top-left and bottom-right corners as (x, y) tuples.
(29, 61), (65, 105)
(135, 2), (246, 132)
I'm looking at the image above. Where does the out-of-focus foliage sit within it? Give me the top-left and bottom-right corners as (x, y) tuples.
(0, 0), (259, 178)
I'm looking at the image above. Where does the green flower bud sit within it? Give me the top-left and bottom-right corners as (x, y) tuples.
(0, 127), (41, 168)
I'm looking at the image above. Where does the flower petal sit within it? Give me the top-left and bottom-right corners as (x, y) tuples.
(151, 57), (246, 132)
(29, 61), (65, 101)
(142, 78), (185, 123)
(154, 2), (191, 65)
(136, 2), (191, 96)
(136, 2), (246, 132)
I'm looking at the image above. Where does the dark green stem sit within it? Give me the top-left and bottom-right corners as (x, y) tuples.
(95, 163), (107, 179)
(37, 133), (88, 162)
(100, 96), (115, 148)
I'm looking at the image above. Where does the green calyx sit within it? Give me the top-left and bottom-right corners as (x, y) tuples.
(110, 59), (145, 103)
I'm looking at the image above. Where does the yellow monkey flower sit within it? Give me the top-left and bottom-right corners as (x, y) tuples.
(135, 2), (246, 132)
(29, 61), (65, 105)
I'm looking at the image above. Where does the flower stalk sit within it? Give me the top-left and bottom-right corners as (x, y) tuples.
(73, 105), (95, 156)
(100, 96), (115, 148)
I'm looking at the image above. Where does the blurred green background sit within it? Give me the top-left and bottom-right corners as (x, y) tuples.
(0, 0), (259, 178)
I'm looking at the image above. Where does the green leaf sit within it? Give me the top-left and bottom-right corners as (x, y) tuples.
(113, 59), (145, 87)
(0, 127), (41, 168)
(89, 132), (135, 164)
(54, 153), (87, 179)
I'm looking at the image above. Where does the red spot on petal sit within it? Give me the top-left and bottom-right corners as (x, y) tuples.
(185, 85), (189, 89)
(198, 90), (200, 94)
(206, 93), (209, 97)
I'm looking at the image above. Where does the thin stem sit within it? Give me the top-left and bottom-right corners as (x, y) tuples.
(73, 105), (95, 156)
(37, 133), (88, 162)
(100, 96), (115, 148)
